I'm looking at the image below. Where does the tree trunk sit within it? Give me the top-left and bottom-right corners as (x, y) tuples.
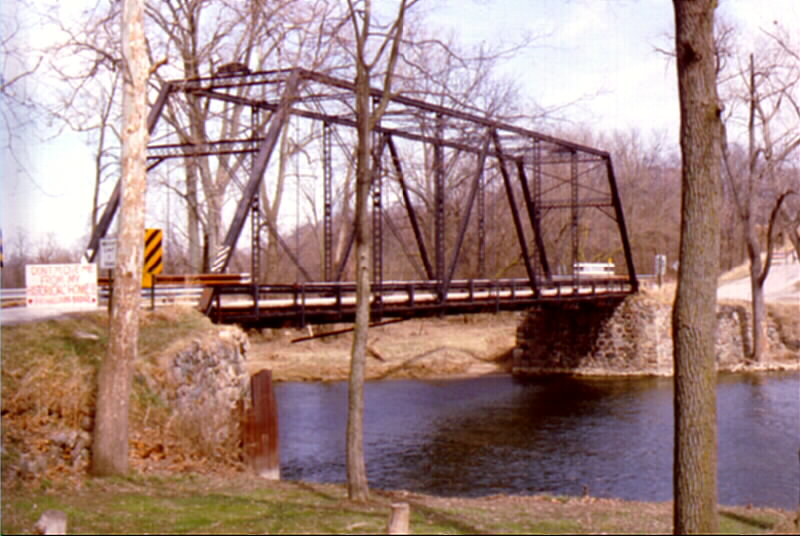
(671, 0), (721, 533)
(746, 229), (768, 361)
(346, 66), (371, 502)
(91, 0), (150, 477)
(344, 0), (411, 502)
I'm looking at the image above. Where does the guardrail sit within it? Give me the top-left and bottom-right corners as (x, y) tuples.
(206, 276), (635, 327)
(2, 273), (250, 309)
(1, 288), (26, 308)
(1, 286), (204, 309)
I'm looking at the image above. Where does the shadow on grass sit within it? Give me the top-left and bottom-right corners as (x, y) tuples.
(719, 508), (775, 530)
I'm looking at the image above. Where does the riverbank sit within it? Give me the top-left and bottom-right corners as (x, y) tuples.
(247, 294), (799, 383)
(2, 472), (796, 534)
(2, 308), (798, 534)
(247, 312), (520, 382)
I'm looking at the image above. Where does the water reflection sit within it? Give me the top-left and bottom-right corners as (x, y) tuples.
(275, 372), (799, 508)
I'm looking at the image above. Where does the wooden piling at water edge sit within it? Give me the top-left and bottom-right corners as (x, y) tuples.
(386, 502), (410, 535)
(244, 369), (280, 480)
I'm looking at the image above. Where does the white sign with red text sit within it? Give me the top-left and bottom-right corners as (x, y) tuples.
(25, 264), (98, 308)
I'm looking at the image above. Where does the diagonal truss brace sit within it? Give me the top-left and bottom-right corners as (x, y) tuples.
(440, 132), (491, 301)
(492, 129), (540, 295)
(83, 83), (174, 263)
(208, 70), (302, 274)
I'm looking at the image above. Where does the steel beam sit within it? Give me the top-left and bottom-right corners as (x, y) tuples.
(516, 158), (552, 279)
(605, 158), (639, 291)
(477, 152), (486, 278)
(492, 130), (539, 295)
(372, 132), (386, 291)
(441, 133), (490, 299)
(323, 122), (333, 281)
(571, 151), (579, 290)
(84, 83), (173, 262)
(386, 136), (434, 280)
(434, 114), (446, 299)
(209, 70), (301, 274)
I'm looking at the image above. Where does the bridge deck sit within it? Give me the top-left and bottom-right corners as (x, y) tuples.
(207, 277), (633, 328)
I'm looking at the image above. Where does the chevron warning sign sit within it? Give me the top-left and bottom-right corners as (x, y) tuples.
(142, 228), (163, 288)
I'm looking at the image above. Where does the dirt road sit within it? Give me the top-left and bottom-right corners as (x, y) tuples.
(717, 261), (800, 303)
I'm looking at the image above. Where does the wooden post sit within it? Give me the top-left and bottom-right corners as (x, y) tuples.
(34, 510), (67, 535)
(387, 502), (410, 535)
(247, 369), (280, 480)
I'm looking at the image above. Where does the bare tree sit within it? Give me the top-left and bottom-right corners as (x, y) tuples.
(91, 0), (150, 476)
(671, 0), (722, 532)
(0, 0), (44, 169)
(719, 30), (800, 361)
(344, 0), (418, 501)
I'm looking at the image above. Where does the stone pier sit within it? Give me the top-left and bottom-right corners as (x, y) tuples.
(513, 293), (799, 377)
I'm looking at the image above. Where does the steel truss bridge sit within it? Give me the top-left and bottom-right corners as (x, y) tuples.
(85, 68), (638, 328)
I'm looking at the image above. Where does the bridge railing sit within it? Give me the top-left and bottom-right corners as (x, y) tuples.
(206, 276), (634, 327)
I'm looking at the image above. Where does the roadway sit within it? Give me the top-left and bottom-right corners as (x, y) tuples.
(717, 261), (800, 303)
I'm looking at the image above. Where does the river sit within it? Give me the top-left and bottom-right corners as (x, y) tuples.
(274, 372), (799, 509)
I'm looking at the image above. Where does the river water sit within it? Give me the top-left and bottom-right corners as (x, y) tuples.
(274, 372), (799, 509)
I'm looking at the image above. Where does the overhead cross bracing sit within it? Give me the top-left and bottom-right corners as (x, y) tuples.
(86, 67), (638, 327)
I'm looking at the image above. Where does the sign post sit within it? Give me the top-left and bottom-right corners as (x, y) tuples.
(99, 238), (117, 271)
(99, 238), (117, 312)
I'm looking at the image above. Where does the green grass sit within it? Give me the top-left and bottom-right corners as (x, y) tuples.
(1, 476), (462, 534)
(3, 474), (794, 535)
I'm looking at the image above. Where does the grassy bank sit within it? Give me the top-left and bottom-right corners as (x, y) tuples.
(2, 473), (797, 534)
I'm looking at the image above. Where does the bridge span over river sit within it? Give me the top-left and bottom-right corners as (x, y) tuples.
(83, 68), (638, 328)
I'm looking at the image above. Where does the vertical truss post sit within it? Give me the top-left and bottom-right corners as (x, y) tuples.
(441, 133), (490, 299)
(251, 107), (260, 285)
(478, 148), (486, 278)
(251, 194), (260, 284)
(571, 151), (579, 290)
(492, 130), (539, 296)
(323, 122), (333, 281)
(434, 114), (446, 299)
(371, 129), (386, 298)
(533, 140), (551, 278)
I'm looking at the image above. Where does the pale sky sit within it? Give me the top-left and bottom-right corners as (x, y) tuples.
(2, 0), (798, 252)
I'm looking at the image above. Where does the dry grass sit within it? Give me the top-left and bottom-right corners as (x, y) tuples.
(246, 313), (519, 382)
(1, 306), (245, 485)
(638, 281), (677, 305)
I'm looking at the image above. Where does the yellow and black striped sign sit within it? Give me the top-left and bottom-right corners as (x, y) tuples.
(142, 228), (163, 288)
